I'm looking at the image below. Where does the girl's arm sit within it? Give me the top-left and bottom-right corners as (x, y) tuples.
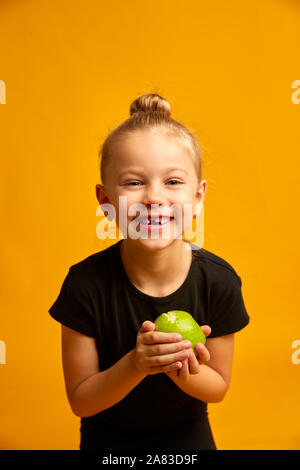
(166, 334), (235, 402)
(61, 324), (147, 418)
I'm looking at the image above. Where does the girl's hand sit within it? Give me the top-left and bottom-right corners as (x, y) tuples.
(132, 320), (193, 375)
(165, 325), (211, 382)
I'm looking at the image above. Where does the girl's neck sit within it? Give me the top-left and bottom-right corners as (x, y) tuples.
(120, 239), (192, 296)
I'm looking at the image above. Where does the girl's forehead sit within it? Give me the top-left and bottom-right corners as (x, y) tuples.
(120, 131), (184, 151)
(113, 133), (193, 168)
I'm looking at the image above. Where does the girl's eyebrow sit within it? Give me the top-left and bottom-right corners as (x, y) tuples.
(164, 167), (189, 175)
(119, 167), (189, 177)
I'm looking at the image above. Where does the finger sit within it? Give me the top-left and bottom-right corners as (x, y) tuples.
(145, 340), (189, 356)
(179, 358), (189, 381)
(146, 348), (189, 367)
(187, 349), (201, 374)
(200, 325), (212, 338)
(149, 360), (182, 374)
(140, 320), (155, 332)
(141, 330), (183, 345)
(138, 321), (156, 340)
(165, 362), (181, 378)
(195, 343), (210, 364)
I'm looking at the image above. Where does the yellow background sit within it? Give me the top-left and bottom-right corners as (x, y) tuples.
(1, 0), (299, 450)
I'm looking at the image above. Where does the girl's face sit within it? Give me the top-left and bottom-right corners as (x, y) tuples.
(97, 130), (206, 250)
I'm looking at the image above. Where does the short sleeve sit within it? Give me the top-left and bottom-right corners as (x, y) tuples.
(208, 273), (250, 338)
(48, 267), (95, 337)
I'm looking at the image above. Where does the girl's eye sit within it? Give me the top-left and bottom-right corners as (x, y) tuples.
(124, 180), (182, 186)
(125, 181), (141, 186)
(167, 180), (182, 185)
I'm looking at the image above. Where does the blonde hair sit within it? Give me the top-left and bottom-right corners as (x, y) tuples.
(99, 93), (202, 185)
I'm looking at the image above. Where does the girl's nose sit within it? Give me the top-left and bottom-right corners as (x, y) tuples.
(143, 187), (164, 206)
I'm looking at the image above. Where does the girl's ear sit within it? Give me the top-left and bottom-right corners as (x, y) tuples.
(96, 184), (115, 222)
(194, 179), (207, 217)
(95, 184), (109, 205)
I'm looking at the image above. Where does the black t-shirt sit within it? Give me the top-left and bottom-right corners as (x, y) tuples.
(49, 240), (249, 442)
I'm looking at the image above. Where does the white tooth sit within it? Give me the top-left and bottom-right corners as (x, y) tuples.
(137, 215), (172, 225)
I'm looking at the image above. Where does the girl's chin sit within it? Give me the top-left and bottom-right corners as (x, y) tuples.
(126, 239), (181, 253)
(124, 232), (184, 245)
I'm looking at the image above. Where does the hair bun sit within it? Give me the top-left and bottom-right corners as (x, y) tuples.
(130, 93), (171, 118)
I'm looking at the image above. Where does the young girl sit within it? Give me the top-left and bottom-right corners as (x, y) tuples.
(49, 93), (249, 450)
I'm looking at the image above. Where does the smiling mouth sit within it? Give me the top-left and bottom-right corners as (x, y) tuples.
(136, 216), (174, 226)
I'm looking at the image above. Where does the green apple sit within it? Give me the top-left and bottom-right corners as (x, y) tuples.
(154, 310), (206, 355)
